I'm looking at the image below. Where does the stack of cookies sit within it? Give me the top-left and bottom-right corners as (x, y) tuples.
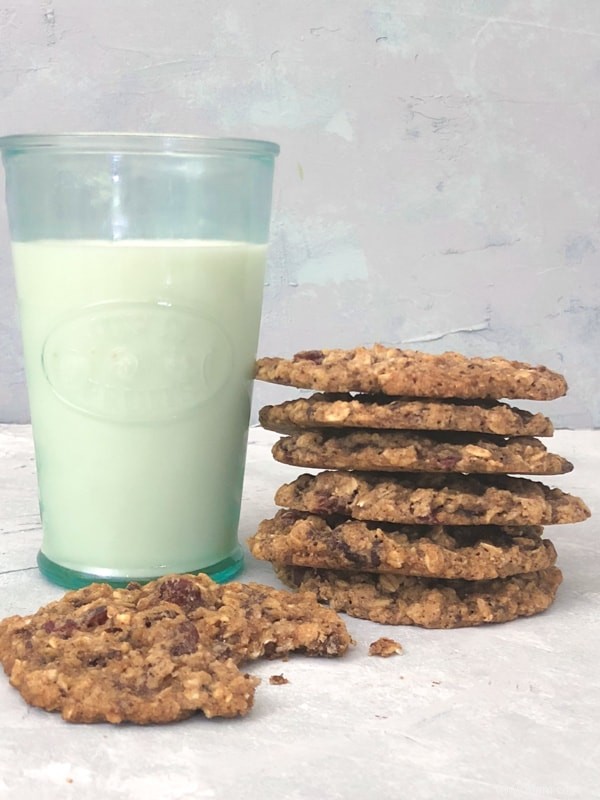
(249, 345), (590, 629)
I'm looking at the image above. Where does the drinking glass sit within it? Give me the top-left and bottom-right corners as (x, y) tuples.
(0, 133), (279, 588)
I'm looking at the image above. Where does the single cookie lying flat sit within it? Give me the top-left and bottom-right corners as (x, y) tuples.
(249, 510), (556, 580)
(276, 565), (563, 628)
(255, 345), (567, 400)
(259, 394), (554, 437)
(274, 471), (590, 526)
(0, 574), (351, 724)
(272, 431), (572, 475)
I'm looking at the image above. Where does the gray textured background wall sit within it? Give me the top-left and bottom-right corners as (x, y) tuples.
(0, 0), (599, 427)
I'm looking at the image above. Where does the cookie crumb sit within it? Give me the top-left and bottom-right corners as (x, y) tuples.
(269, 674), (289, 685)
(369, 637), (403, 657)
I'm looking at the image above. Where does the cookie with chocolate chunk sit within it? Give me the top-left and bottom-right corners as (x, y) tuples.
(255, 345), (567, 400)
(276, 564), (563, 628)
(259, 394), (554, 437)
(272, 431), (572, 475)
(274, 471), (590, 526)
(249, 510), (556, 580)
(0, 574), (351, 724)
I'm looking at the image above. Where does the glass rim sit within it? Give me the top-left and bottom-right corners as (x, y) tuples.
(0, 132), (280, 157)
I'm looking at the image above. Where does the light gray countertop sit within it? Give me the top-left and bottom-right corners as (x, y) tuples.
(0, 425), (598, 800)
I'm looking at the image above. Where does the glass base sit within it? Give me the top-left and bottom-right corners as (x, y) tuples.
(37, 548), (244, 589)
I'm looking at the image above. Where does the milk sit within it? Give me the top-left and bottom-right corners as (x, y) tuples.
(12, 239), (267, 580)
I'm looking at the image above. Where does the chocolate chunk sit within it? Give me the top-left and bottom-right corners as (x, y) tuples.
(158, 577), (205, 612)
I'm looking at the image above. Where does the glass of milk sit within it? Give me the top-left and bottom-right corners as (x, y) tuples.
(0, 133), (279, 588)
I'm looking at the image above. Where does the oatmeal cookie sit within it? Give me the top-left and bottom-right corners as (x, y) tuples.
(248, 510), (556, 580)
(275, 565), (563, 628)
(255, 345), (567, 400)
(272, 431), (573, 475)
(0, 574), (351, 724)
(259, 394), (554, 437)
(274, 471), (590, 526)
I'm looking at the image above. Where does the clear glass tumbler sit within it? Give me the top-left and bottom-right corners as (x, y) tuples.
(0, 133), (279, 588)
